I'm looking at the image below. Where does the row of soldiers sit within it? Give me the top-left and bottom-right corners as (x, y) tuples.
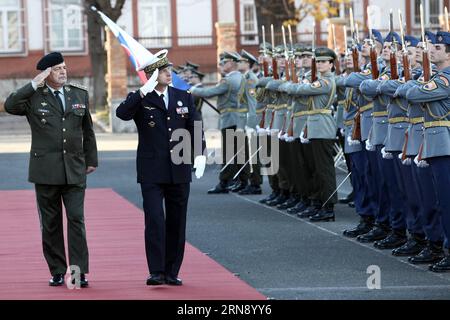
(189, 26), (450, 273)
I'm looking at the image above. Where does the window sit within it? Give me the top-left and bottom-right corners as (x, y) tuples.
(47, 0), (85, 52)
(138, 0), (172, 48)
(0, 0), (24, 53)
(240, 0), (258, 45)
(413, 0), (443, 27)
(328, 0), (351, 19)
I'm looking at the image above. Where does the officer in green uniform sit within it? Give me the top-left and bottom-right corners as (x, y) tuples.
(4, 52), (98, 287)
(191, 51), (244, 193)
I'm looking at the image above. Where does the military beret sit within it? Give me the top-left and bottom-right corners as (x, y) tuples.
(185, 61), (199, 70)
(191, 69), (205, 79)
(384, 32), (402, 45)
(314, 47), (337, 61)
(436, 31), (450, 45)
(36, 52), (64, 70)
(238, 49), (258, 65)
(364, 29), (383, 45)
(425, 31), (437, 44)
(404, 35), (419, 47)
(220, 51), (240, 63)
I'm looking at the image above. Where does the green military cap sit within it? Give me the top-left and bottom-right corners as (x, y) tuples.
(293, 44), (304, 56)
(238, 49), (258, 65)
(314, 47), (336, 61)
(220, 51), (241, 63)
(258, 42), (272, 54)
(185, 60), (199, 70)
(273, 45), (285, 57)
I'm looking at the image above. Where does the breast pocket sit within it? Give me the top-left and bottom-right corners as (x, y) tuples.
(72, 108), (86, 117)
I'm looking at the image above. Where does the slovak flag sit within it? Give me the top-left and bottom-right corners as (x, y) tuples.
(92, 7), (190, 90)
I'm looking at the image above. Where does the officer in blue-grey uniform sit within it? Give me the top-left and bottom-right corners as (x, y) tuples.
(190, 51), (244, 194)
(116, 52), (206, 285)
(405, 30), (450, 272)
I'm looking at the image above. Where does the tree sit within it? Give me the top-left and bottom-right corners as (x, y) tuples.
(83, 0), (126, 112)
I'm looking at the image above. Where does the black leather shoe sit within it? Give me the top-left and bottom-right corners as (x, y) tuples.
(287, 201), (309, 214)
(392, 235), (426, 256)
(259, 191), (279, 204)
(338, 191), (353, 204)
(71, 273), (89, 288)
(165, 275), (183, 286)
(266, 194), (289, 207)
(429, 256), (450, 273)
(238, 185), (262, 195)
(357, 224), (390, 243)
(207, 183), (229, 194)
(231, 182), (247, 193)
(309, 209), (335, 222)
(348, 201), (355, 208)
(374, 231), (407, 249)
(146, 273), (165, 286)
(277, 197), (299, 210)
(343, 216), (374, 238)
(49, 274), (64, 287)
(408, 243), (444, 264)
(297, 206), (319, 218)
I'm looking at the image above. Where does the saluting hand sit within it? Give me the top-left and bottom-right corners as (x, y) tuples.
(86, 166), (96, 174)
(32, 67), (51, 88)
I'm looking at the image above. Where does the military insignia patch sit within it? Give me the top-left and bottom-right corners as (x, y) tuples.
(65, 87), (71, 92)
(176, 107), (189, 114)
(249, 88), (256, 97)
(423, 81), (437, 91)
(149, 121), (156, 127)
(439, 76), (449, 87)
(72, 104), (86, 109)
(38, 108), (49, 113)
(43, 88), (49, 94)
(311, 81), (322, 88)
(41, 102), (48, 106)
(379, 74), (389, 81)
(361, 69), (372, 75)
(177, 100), (183, 106)
(144, 106), (156, 110)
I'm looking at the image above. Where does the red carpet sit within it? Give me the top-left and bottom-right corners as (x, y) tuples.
(0, 189), (265, 300)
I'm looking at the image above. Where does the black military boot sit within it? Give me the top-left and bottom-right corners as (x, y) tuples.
(207, 182), (229, 194)
(259, 190), (279, 204)
(408, 241), (444, 264)
(356, 223), (391, 243)
(343, 216), (375, 238)
(392, 233), (427, 256)
(277, 196), (300, 210)
(429, 255), (450, 273)
(374, 229), (407, 249)
(287, 200), (310, 215)
(338, 190), (354, 204)
(309, 207), (335, 222)
(238, 185), (262, 195)
(297, 203), (321, 218)
(230, 181), (248, 193)
(266, 192), (289, 207)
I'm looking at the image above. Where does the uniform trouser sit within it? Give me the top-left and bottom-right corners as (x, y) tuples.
(428, 156), (450, 248)
(265, 134), (280, 193)
(240, 134), (262, 186)
(348, 150), (374, 218)
(310, 139), (337, 208)
(35, 183), (88, 276)
(301, 141), (318, 202)
(286, 140), (300, 196)
(376, 147), (407, 231)
(219, 126), (239, 184)
(394, 157), (424, 236)
(364, 147), (389, 224)
(411, 161), (444, 243)
(277, 139), (291, 193)
(141, 182), (189, 276)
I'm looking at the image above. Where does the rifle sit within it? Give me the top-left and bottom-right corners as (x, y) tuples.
(389, 9), (399, 80)
(287, 24), (297, 138)
(331, 24), (340, 75)
(349, 8), (359, 73)
(367, 7), (379, 79)
(271, 24), (279, 80)
(420, 3), (431, 81)
(258, 25), (269, 129)
(398, 10), (411, 81)
(282, 25), (290, 81)
(311, 20), (317, 82)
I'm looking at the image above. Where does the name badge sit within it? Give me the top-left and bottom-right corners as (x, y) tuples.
(72, 104), (86, 109)
(38, 109), (50, 113)
(176, 107), (189, 114)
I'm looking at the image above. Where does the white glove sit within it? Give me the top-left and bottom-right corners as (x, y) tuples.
(285, 135), (295, 143)
(139, 69), (159, 96)
(347, 136), (360, 146)
(300, 130), (310, 144)
(269, 128), (279, 136)
(31, 67), (51, 89)
(245, 126), (255, 135)
(414, 155), (429, 168)
(340, 128), (345, 136)
(402, 157), (412, 166)
(381, 147), (394, 159)
(193, 155), (206, 179)
(365, 139), (375, 151)
(256, 125), (266, 135)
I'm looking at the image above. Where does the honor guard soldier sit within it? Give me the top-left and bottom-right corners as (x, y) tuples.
(4, 52), (98, 287)
(190, 51), (244, 194)
(405, 30), (450, 272)
(116, 51), (206, 285)
(189, 69), (205, 115)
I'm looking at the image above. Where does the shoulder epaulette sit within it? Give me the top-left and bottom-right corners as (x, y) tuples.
(68, 83), (88, 91)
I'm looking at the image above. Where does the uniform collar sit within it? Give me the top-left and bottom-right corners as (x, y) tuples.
(154, 86), (168, 97)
